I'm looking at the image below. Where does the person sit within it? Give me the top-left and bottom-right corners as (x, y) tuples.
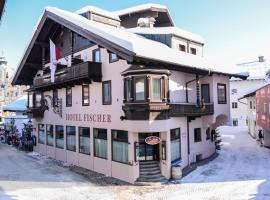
(258, 129), (264, 146)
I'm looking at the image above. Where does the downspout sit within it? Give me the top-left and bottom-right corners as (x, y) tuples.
(187, 117), (190, 166)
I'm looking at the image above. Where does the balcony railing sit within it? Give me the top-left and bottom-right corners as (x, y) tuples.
(169, 102), (214, 117)
(33, 61), (102, 89)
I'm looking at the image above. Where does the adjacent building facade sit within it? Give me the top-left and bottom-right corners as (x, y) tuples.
(12, 4), (246, 183)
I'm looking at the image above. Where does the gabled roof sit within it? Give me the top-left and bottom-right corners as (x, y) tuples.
(75, 5), (120, 21)
(128, 27), (205, 44)
(12, 6), (247, 85)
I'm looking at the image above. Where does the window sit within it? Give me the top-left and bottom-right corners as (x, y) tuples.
(170, 128), (181, 162)
(66, 87), (72, 107)
(217, 83), (227, 104)
(28, 93), (33, 108)
(264, 103), (267, 114)
(232, 102), (238, 109)
(233, 119), (238, 126)
(79, 127), (90, 155)
(201, 84), (210, 103)
(53, 89), (58, 107)
(102, 81), (111, 105)
(190, 47), (197, 55)
(109, 52), (118, 63)
(35, 93), (42, 107)
(152, 78), (161, 100)
(179, 44), (186, 52)
(124, 78), (132, 101)
(206, 128), (210, 140)
(66, 126), (76, 152)
(112, 130), (128, 164)
(231, 89), (237, 95)
(94, 128), (107, 159)
(46, 124), (54, 146)
(135, 77), (145, 101)
(250, 101), (252, 109)
(82, 85), (89, 106)
(194, 128), (202, 142)
(56, 125), (64, 149)
(93, 49), (101, 62)
(38, 124), (45, 144)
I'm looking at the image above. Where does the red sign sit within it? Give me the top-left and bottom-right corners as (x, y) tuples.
(145, 136), (161, 145)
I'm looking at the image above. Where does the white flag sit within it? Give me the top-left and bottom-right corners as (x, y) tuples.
(49, 39), (60, 83)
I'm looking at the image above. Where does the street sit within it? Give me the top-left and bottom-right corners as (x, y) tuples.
(1, 126), (270, 200)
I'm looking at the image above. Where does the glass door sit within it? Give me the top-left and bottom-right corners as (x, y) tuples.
(138, 133), (159, 161)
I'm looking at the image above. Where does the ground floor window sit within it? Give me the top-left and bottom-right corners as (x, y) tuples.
(66, 126), (76, 152)
(46, 124), (54, 146)
(170, 128), (181, 162)
(94, 128), (107, 159)
(79, 127), (90, 155)
(38, 124), (45, 144)
(194, 128), (202, 142)
(233, 119), (238, 126)
(112, 130), (128, 164)
(56, 125), (64, 149)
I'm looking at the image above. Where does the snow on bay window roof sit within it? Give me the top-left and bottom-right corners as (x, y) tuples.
(75, 5), (120, 21)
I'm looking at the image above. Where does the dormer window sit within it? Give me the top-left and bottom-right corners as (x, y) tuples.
(190, 47), (197, 55)
(179, 44), (186, 52)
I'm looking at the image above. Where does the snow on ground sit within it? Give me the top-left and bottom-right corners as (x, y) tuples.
(1, 126), (270, 200)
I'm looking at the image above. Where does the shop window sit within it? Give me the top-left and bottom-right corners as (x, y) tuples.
(66, 87), (72, 107)
(194, 128), (202, 142)
(82, 85), (89, 106)
(94, 128), (107, 159)
(38, 124), (45, 144)
(206, 128), (210, 140)
(152, 78), (162, 100)
(46, 124), (54, 146)
(217, 83), (227, 104)
(170, 128), (181, 162)
(79, 127), (90, 155)
(102, 81), (111, 105)
(112, 130), (128, 164)
(135, 77), (145, 101)
(109, 52), (118, 63)
(93, 48), (101, 62)
(56, 125), (64, 149)
(66, 126), (76, 152)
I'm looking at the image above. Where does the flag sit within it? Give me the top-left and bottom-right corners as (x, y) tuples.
(49, 39), (60, 83)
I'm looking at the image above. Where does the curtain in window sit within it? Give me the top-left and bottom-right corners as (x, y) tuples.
(171, 139), (180, 161)
(56, 126), (64, 149)
(135, 78), (145, 100)
(38, 124), (45, 144)
(112, 141), (128, 163)
(94, 139), (107, 158)
(67, 126), (76, 151)
(152, 78), (161, 100)
(79, 127), (90, 154)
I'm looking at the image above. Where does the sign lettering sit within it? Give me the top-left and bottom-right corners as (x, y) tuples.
(66, 113), (111, 123)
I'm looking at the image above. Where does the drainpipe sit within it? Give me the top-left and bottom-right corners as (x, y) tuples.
(187, 117), (190, 166)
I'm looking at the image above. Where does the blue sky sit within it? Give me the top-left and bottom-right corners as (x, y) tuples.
(1, 0), (270, 73)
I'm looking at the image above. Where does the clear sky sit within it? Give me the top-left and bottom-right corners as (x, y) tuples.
(1, 0), (270, 73)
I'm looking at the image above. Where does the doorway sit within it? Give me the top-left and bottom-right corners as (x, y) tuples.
(138, 132), (160, 161)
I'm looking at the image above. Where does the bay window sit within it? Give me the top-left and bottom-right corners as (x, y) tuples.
(66, 126), (76, 152)
(38, 124), (45, 144)
(79, 127), (90, 155)
(46, 124), (54, 146)
(170, 128), (181, 162)
(135, 77), (145, 101)
(124, 78), (132, 101)
(94, 128), (107, 159)
(112, 130), (128, 164)
(56, 125), (64, 149)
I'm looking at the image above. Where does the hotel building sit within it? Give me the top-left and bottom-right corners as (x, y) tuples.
(12, 4), (246, 183)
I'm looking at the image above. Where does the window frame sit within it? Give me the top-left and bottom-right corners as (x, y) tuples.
(111, 129), (129, 164)
(82, 84), (90, 106)
(66, 86), (72, 107)
(217, 83), (227, 104)
(79, 127), (90, 155)
(109, 52), (118, 63)
(55, 125), (64, 149)
(102, 80), (112, 105)
(151, 77), (162, 101)
(92, 48), (101, 63)
(194, 128), (202, 142)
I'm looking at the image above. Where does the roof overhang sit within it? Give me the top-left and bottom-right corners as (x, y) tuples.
(0, 0), (6, 23)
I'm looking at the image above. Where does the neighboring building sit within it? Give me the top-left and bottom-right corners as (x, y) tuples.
(12, 4), (246, 183)
(256, 84), (270, 147)
(230, 56), (268, 126)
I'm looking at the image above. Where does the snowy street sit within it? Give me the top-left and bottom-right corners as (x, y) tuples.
(1, 126), (270, 200)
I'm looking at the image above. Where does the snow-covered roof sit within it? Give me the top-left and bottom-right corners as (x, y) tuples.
(128, 27), (205, 44)
(2, 95), (27, 112)
(113, 3), (167, 16)
(75, 5), (120, 21)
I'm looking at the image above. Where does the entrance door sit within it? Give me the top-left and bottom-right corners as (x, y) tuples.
(139, 133), (159, 161)
(201, 84), (210, 103)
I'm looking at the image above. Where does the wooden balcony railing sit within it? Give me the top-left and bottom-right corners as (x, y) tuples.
(169, 103), (214, 117)
(33, 61), (102, 89)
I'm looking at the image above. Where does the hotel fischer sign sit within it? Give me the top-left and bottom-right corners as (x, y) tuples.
(66, 113), (111, 123)
(145, 136), (161, 145)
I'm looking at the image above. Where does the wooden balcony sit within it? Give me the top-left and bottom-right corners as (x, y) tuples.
(169, 103), (214, 117)
(33, 61), (102, 90)
(27, 107), (46, 118)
